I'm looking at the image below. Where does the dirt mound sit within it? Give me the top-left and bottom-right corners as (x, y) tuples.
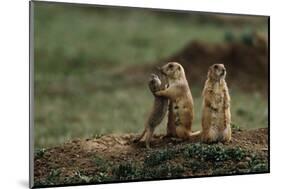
(163, 39), (268, 94)
(34, 128), (269, 187)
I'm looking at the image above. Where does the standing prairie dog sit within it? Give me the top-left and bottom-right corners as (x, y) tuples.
(134, 74), (169, 148)
(201, 64), (231, 143)
(155, 62), (199, 139)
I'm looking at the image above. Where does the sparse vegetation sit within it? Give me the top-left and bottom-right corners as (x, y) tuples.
(34, 129), (268, 187)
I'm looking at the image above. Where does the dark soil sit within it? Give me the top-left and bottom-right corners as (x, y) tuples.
(34, 128), (269, 187)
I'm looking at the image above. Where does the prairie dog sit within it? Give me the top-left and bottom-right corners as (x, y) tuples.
(134, 74), (168, 148)
(155, 62), (198, 139)
(201, 64), (231, 143)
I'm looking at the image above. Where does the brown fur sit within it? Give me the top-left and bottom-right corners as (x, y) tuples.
(134, 74), (169, 148)
(201, 64), (231, 143)
(166, 103), (177, 137)
(155, 62), (199, 139)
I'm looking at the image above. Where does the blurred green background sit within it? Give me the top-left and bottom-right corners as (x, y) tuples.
(34, 2), (268, 148)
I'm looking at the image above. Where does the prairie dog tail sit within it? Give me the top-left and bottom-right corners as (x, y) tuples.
(176, 127), (201, 142)
(189, 130), (201, 136)
(188, 130), (202, 142)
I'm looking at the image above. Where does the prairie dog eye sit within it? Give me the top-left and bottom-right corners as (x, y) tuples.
(168, 64), (173, 69)
(214, 65), (218, 69)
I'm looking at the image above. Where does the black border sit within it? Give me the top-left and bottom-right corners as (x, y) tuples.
(29, 1), (270, 188)
(267, 17), (270, 173)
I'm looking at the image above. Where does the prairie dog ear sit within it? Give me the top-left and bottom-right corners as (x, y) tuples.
(177, 65), (181, 74)
(177, 65), (181, 70)
(175, 64), (182, 76)
(174, 66), (180, 78)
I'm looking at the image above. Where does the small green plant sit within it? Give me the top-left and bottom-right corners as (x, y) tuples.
(62, 171), (93, 184)
(183, 143), (247, 162)
(251, 163), (268, 172)
(231, 122), (241, 130)
(92, 155), (105, 164)
(144, 149), (175, 166)
(92, 155), (111, 172)
(45, 169), (61, 185)
(75, 171), (92, 183)
(225, 147), (246, 161)
(112, 162), (137, 180)
(34, 169), (63, 186)
(248, 155), (269, 173)
(92, 133), (103, 139)
(34, 148), (46, 158)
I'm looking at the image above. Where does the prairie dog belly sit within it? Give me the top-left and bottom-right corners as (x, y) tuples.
(171, 99), (188, 127)
(172, 102), (181, 127)
(148, 96), (168, 127)
(172, 97), (194, 139)
(147, 73), (169, 128)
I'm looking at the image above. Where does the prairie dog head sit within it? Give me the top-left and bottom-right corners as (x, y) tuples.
(208, 64), (226, 81)
(148, 74), (162, 93)
(160, 62), (185, 81)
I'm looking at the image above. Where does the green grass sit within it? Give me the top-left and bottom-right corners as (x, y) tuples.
(33, 2), (268, 148)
